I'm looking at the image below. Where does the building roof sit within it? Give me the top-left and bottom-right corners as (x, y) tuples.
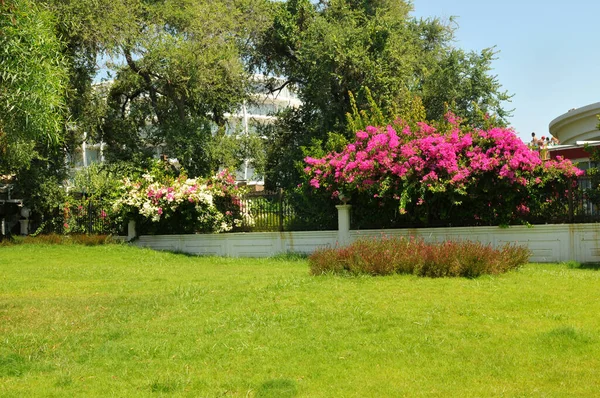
(549, 102), (600, 144)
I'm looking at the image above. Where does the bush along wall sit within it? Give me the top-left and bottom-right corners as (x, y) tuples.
(303, 112), (583, 227)
(112, 166), (251, 235)
(309, 236), (530, 277)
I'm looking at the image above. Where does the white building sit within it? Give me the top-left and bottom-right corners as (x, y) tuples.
(223, 75), (301, 185)
(547, 102), (600, 169)
(73, 75), (302, 186)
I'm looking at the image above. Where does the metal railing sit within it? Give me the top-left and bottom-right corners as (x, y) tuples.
(63, 198), (116, 235)
(231, 189), (337, 232)
(35, 176), (600, 236)
(570, 176), (600, 222)
(350, 176), (600, 229)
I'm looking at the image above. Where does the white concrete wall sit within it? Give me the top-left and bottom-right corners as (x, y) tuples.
(135, 223), (600, 263)
(136, 230), (339, 258)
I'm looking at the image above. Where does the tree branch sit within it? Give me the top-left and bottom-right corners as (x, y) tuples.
(123, 46), (163, 124)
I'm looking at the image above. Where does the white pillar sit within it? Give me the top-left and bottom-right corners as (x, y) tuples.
(82, 132), (87, 167)
(19, 220), (29, 235)
(242, 101), (248, 135)
(127, 220), (136, 241)
(100, 141), (105, 163)
(336, 204), (352, 247)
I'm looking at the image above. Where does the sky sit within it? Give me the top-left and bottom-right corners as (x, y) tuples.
(410, 0), (600, 142)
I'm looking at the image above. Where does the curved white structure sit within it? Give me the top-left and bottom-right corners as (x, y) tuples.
(549, 102), (600, 144)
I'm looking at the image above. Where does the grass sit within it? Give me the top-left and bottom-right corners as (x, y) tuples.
(1, 244), (600, 397)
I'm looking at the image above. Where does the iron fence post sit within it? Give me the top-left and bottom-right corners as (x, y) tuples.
(88, 198), (93, 234)
(278, 188), (284, 232)
(568, 179), (575, 223)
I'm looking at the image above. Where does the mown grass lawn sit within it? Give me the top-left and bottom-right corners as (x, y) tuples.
(1, 244), (599, 397)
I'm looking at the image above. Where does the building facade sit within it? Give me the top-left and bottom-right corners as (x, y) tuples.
(547, 102), (600, 170)
(74, 75), (302, 187)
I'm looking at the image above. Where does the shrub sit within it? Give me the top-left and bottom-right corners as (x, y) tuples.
(111, 163), (250, 234)
(309, 236), (529, 277)
(303, 113), (582, 226)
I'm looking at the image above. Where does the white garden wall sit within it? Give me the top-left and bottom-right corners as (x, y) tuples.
(134, 223), (600, 263)
(135, 230), (339, 257)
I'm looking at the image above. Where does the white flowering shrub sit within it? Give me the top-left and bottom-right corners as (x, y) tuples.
(112, 166), (249, 234)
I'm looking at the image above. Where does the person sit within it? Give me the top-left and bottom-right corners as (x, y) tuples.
(539, 137), (549, 160)
(551, 135), (560, 145)
(530, 132), (538, 149)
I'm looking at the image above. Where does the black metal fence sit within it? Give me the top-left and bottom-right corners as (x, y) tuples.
(232, 190), (287, 232)
(350, 176), (600, 229)
(230, 179), (600, 232)
(32, 176), (600, 236)
(231, 189), (337, 232)
(36, 194), (122, 236)
(62, 197), (117, 235)
(571, 176), (600, 222)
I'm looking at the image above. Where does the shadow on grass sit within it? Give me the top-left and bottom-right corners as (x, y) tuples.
(270, 252), (309, 261)
(162, 249), (207, 258)
(256, 379), (298, 398)
(155, 249), (309, 261)
(565, 261), (600, 271)
(577, 263), (600, 270)
(0, 354), (30, 377)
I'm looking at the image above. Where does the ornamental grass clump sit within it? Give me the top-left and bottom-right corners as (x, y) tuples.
(309, 237), (529, 277)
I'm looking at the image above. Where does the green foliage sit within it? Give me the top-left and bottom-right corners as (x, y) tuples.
(0, 0), (68, 174)
(59, 164), (134, 235)
(68, 163), (128, 200)
(419, 47), (513, 124)
(255, 0), (512, 188)
(12, 152), (69, 231)
(309, 237), (530, 277)
(0, 139), (35, 174)
(345, 87), (428, 137)
(49, 0), (273, 177)
(583, 142), (600, 206)
(209, 132), (267, 178)
(283, 186), (337, 231)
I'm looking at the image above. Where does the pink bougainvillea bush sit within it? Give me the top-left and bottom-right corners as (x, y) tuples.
(113, 166), (251, 234)
(304, 114), (583, 226)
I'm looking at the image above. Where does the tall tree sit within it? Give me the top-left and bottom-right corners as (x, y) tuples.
(46, 0), (272, 177)
(0, 0), (68, 174)
(253, 0), (512, 189)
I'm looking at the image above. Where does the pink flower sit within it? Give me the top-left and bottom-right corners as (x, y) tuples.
(356, 131), (368, 140)
(516, 204), (530, 214)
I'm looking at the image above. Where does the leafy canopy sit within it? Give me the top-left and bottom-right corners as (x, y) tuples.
(253, 0), (513, 189)
(0, 0), (68, 174)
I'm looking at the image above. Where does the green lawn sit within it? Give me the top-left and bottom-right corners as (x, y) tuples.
(1, 244), (599, 397)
